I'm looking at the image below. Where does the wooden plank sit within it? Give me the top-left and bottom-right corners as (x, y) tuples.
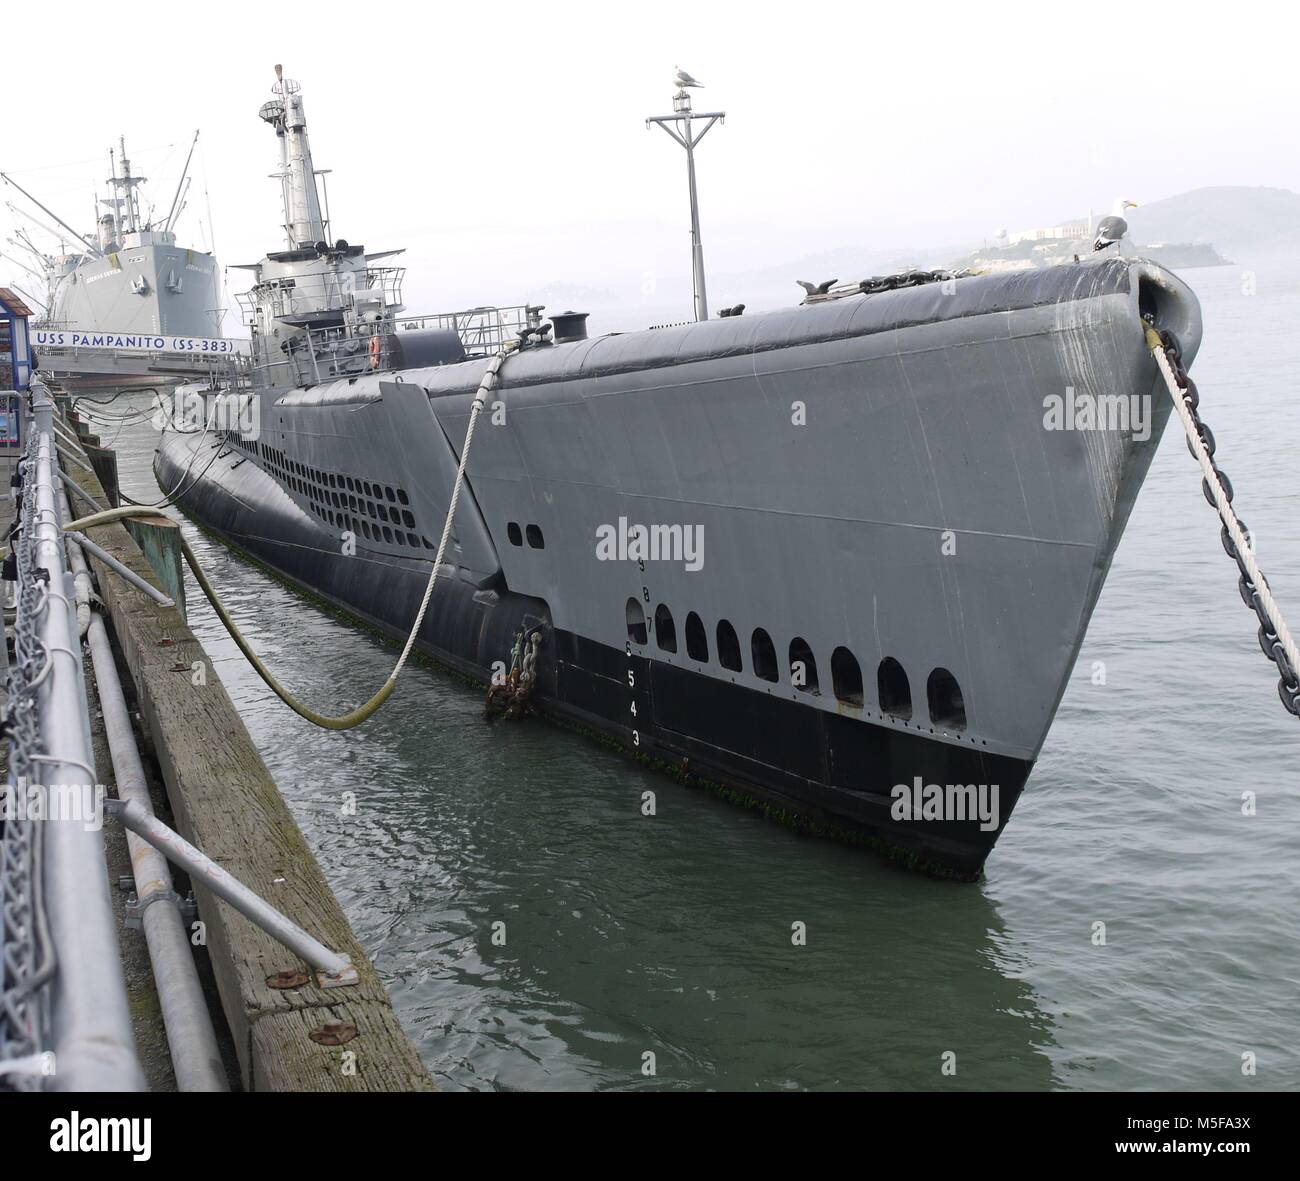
(64, 442), (434, 1092)
(251, 1003), (432, 1092)
(124, 515), (186, 620)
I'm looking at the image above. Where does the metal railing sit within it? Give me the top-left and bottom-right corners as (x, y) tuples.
(1, 382), (144, 1090)
(248, 303), (542, 388)
(235, 266), (406, 328)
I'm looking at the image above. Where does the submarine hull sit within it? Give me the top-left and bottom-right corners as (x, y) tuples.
(156, 258), (1202, 877)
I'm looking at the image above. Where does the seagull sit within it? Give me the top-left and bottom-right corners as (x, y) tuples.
(797, 278), (838, 298)
(674, 66), (703, 89)
(1093, 198), (1138, 253)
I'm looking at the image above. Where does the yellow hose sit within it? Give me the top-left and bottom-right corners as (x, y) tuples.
(63, 342), (513, 730)
(180, 533), (398, 729)
(62, 504), (399, 729)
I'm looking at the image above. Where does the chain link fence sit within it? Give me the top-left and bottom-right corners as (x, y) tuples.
(1, 420), (56, 1088)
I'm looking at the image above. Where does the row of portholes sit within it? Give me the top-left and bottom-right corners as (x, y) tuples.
(506, 522), (545, 549)
(626, 598), (967, 731)
(254, 442), (432, 551)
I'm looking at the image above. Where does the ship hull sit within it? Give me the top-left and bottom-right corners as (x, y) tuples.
(155, 257), (1202, 877)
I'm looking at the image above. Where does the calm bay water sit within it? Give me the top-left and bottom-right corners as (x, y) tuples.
(101, 258), (1298, 1091)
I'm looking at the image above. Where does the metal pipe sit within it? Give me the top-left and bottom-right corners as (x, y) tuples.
(83, 611), (229, 1091)
(29, 384), (144, 1091)
(67, 532), (174, 608)
(55, 441), (96, 475)
(52, 416), (89, 448)
(59, 468), (103, 512)
(685, 136), (707, 322)
(108, 799), (356, 983)
(60, 481), (225, 1089)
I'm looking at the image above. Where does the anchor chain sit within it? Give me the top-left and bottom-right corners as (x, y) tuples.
(1146, 323), (1300, 717)
(485, 628), (543, 720)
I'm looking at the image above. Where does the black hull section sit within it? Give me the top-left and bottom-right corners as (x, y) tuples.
(159, 444), (1026, 878)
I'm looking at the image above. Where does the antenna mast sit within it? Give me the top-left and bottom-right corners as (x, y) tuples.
(647, 70), (724, 322)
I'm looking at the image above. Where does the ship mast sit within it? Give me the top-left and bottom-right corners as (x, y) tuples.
(107, 137), (146, 234)
(647, 73), (725, 322)
(260, 65), (328, 249)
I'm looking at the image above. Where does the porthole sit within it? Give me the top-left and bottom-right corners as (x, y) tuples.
(507, 522), (523, 546)
(685, 612), (709, 662)
(927, 668), (967, 730)
(751, 628), (778, 682)
(789, 637), (819, 694)
(626, 598), (648, 645)
(655, 605), (677, 653)
(717, 620), (742, 672)
(831, 647), (864, 707)
(526, 524), (544, 549)
(878, 657), (912, 720)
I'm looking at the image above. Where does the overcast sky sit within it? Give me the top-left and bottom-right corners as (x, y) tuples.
(2, 0), (1295, 328)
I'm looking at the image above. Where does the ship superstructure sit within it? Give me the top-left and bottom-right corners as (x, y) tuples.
(157, 67), (1203, 877)
(1, 135), (225, 392)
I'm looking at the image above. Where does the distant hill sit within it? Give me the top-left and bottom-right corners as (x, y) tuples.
(716, 187), (1300, 311)
(485, 185), (1300, 327)
(1121, 186), (1300, 257)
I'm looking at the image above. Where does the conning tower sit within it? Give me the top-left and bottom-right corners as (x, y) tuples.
(238, 65), (404, 383)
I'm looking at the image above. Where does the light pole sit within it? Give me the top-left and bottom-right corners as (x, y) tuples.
(647, 78), (724, 322)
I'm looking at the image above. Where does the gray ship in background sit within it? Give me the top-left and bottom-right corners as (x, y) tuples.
(1, 136), (229, 394)
(157, 66), (1203, 878)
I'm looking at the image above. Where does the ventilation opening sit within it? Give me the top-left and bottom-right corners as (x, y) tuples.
(831, 647), (864, 706)
(751, 628), (778, 682)
(526, 524), (544, 549)
(655, 604), (677, 653)
(717, 620), (742, 672)
(626, 598), (647, 645)
(506, 522), (522, 546)
(685, 612), (709, 662)
(789, 637), (819, 694)
(927, 667), (967, 730)
(878, 657), (912, 720)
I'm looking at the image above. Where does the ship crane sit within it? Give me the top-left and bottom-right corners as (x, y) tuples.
(0, 173), (103, 257)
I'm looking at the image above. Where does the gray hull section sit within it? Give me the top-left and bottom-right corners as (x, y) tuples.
(156, 257), (1201, 873)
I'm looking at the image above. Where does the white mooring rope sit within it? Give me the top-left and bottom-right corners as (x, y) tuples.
(1149, 337), (1300, 688)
